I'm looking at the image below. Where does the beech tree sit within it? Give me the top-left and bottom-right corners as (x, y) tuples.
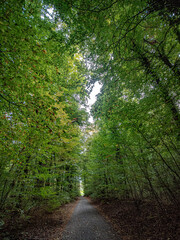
(73, 0), (180, 205)
(0, 0), (179, 219)
(0, 0), (87, 212)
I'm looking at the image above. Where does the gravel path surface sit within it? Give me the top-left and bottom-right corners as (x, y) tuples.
(62, 197), (121, 240)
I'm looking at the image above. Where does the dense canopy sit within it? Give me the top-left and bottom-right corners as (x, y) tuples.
(0, 0), (179, 225)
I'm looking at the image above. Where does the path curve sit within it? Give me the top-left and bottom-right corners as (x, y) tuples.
(62, 197), (121, 240)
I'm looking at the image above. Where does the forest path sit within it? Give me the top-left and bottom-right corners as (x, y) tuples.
(62, 196), (121, 240)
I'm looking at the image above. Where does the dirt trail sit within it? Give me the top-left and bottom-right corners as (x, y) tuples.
(62, 196), (121, 240)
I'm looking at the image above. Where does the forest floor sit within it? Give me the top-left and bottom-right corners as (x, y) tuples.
(1, 197), (179, 240)
(0, 198), (79, 240)
(91, 198), (180, 240)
